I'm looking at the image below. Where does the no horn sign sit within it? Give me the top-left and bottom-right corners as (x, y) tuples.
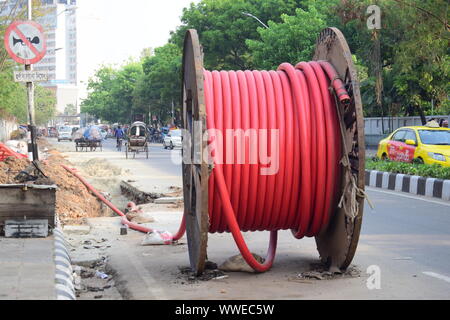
(4, 21), (47, 65)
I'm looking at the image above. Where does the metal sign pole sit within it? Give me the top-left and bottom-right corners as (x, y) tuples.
(26, 0), (38, 161)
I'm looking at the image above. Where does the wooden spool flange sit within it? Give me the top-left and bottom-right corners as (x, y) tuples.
(181, 30), (209, 276)
(181, 28), (365, 275)
(313, 27), (365, 271)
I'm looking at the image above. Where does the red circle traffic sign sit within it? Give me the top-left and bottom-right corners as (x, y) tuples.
(4, 20), (47, 65)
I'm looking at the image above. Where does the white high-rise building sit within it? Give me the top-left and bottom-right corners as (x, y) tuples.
(1, 0), (78, 114)
(37, 0), (78, 114)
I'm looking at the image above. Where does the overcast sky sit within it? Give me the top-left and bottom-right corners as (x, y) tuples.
(76, 0), (197, 98)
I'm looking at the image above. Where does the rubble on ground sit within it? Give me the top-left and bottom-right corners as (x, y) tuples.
(177, 261), (228, 283)
(120, 181), (184, 206)
(164, 186), (183, 198)
(0, 157), (30, 184)
(39, 152), (103, 223)
(0, 144), (103, 224)
(79, 158), (125, 177)
(297, 264), (361, 280)
(120, 181), (163, 204)
(9, 129), (27, 140)
(72, 257), (122, 300)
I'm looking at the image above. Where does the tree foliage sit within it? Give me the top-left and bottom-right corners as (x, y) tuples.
(0, 69), (27, 121)
(133, 44), (182, 123)
(246, 1), (332, 69)
(64, 104), (77, 116)
(0, 67), (56, 125)
(81, 62), (143, 124)
(170, 0), (305, 70)
(333, 0), (449, 117)
(35, 85), (57, 125)
(82, 0), (450, 125)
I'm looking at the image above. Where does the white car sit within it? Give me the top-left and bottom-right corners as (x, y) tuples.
(163, 130), (182, 149)
(57, 127), (72, 142)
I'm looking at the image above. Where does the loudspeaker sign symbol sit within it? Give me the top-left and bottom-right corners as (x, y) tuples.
(13, 36), (40, 46)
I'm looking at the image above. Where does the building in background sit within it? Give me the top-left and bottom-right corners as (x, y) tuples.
(1, 0), (79, 117)
(37, 0), (78, 116)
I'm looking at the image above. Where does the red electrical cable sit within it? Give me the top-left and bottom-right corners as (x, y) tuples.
(61, 164), (186, 241)
(203, 61), (346, 272)
(63, 61), (348, 273)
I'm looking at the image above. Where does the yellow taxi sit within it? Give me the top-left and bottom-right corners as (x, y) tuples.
(377, 125), (450, 167)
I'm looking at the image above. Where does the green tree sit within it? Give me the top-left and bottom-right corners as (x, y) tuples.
(0, 70), (56, 125)
(0, 69), (27, 122)
(170, 0), (305, 70)
(64, 103), (77, 116)
(81, 62), (143, 124)
(35, 85), (56, 125)
(334, 0), (449, 117)
(111, 62), (143, 123)
(246, 1), (331, 69)
(81, 66), (116, 121)
(133, 43), (182, 124)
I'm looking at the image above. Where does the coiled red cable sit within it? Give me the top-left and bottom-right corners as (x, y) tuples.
(204, 61), (347, 272)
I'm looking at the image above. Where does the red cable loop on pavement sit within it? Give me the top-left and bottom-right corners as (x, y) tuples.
(203, 61), (346, 272)
(61, 164), (186, 241)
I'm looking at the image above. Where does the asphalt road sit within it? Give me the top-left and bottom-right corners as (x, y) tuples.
(53, 138), (450, 299)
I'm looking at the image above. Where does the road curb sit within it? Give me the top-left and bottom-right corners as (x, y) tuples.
(53, 227), (76, 300)
(365, 170), (450, 201)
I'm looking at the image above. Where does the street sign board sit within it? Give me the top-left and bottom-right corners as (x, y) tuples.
(4, 21), (47, 65)
(14, 70), (48, 82)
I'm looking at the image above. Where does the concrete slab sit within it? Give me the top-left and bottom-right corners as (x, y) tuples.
(0, 237), (55, 300)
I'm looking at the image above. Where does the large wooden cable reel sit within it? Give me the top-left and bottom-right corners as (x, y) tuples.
(181, 28), (365, 275)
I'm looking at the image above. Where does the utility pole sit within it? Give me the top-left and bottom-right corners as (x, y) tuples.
(367, 4), (384, 134)
(374, 29), (385, 133)
(27, 0), (39, 161)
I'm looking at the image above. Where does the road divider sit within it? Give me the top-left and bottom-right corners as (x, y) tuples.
(365, 170), (450, 201)
(53, 226), (76, 300)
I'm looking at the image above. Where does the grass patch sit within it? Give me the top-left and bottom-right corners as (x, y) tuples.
(366, 159), (450, 180)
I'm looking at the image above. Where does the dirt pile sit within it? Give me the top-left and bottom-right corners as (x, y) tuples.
(0, 150), (102, 223)
(79, 158), (124, 177)
(296, 263), (361, 281)
(164, 186), (183, 198)
(0, 157), (30, 184)
(40, 153), (102, 222)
